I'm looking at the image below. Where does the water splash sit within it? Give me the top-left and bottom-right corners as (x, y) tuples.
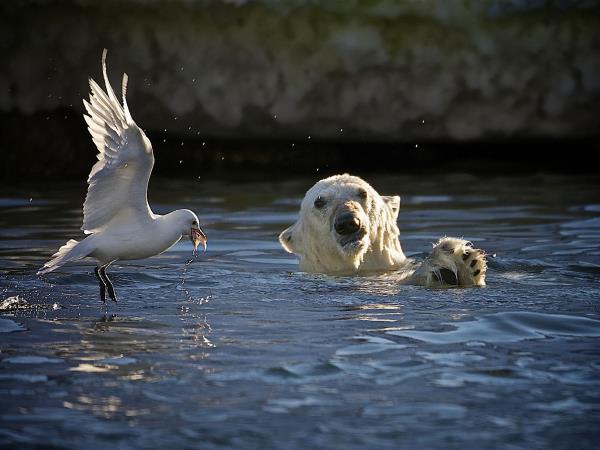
(179, 253), (212, 305)
(180, 257), (196, 302)
(0, 295), (28, 310)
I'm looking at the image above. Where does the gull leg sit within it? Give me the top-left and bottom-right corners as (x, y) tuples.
(94, 267), (107, 303)
(100, 266), (118, 303)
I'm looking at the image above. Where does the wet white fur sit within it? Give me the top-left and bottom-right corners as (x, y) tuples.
(279, 174), (486, 287)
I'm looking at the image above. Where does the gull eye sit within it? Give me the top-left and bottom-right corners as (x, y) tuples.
(314, 196), (326, 209)
(358, 188), (367, 200)
(192, 220), (198, 226)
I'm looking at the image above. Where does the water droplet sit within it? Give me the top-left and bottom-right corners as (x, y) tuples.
(291, 143), (295, 148)
(273, 114), (277, 119)
(415, 144), (418, 148)
(180, 142), (185, 146)
(221, 156), (225, 161)
(422, 119), (425, 124)
(202, 142), (206, 146)
(179, 160), (183, 164)
(307, 135), (311, 140)
(29, 198), (33, 202)
(339, 128), (343, 132)
(316, 167), (320, 172)
(163, 138), (167, 143)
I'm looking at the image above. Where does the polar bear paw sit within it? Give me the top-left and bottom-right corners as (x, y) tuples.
(425, 237), (487, 287)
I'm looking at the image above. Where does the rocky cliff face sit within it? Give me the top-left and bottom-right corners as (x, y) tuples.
(2, 0), (599, 142)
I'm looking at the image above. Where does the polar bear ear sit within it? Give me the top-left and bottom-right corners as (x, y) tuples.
(382, 195), (400, 219)
(279, 224), (303, 254)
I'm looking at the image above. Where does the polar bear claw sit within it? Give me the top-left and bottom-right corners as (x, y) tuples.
(414, 237), (487, 287)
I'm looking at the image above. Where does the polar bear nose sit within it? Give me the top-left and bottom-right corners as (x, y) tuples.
(334, 213), (361, 235)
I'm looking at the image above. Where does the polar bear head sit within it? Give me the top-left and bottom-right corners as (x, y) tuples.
(279, 174), (406, 274)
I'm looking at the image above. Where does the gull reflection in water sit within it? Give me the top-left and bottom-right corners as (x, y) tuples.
(60, 304), (215, 421)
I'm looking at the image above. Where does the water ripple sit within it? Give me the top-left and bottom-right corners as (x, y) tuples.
(389, 312), (600, 344)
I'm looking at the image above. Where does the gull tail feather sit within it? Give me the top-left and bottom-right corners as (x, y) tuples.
(37, 239), (94, 275)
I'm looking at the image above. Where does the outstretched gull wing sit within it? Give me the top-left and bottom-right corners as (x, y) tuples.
(81, 49), (155, 234)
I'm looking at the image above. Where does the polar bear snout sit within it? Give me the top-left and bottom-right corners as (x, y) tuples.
(332, 203), (368, 252)
(334, 212), (361, 235)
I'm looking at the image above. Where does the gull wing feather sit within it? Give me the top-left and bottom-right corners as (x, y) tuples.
(81, 49), (155, 234)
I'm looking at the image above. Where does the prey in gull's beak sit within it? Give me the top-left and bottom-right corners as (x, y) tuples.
(191, 226), (207, 253)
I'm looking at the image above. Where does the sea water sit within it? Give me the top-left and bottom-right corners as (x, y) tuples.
(1, 173), (599, 449)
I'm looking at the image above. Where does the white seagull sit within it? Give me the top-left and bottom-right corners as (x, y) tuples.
(38, 49), (207, 303)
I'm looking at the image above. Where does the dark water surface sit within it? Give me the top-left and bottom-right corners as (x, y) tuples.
(1, 173), (599, 449)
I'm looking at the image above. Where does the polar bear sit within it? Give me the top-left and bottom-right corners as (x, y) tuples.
(278, 174), (486, 287)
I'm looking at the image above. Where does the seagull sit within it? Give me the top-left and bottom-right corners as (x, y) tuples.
(38, 49), (207, 303)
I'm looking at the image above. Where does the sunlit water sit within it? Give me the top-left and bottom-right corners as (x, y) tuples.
(1, 173), (599, 449)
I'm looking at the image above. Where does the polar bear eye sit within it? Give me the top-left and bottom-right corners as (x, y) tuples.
(358, 189), (368, 200)
(314, 196), (326, 209)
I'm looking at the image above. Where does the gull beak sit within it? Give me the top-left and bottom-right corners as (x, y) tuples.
(191, 226), (207, 252)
